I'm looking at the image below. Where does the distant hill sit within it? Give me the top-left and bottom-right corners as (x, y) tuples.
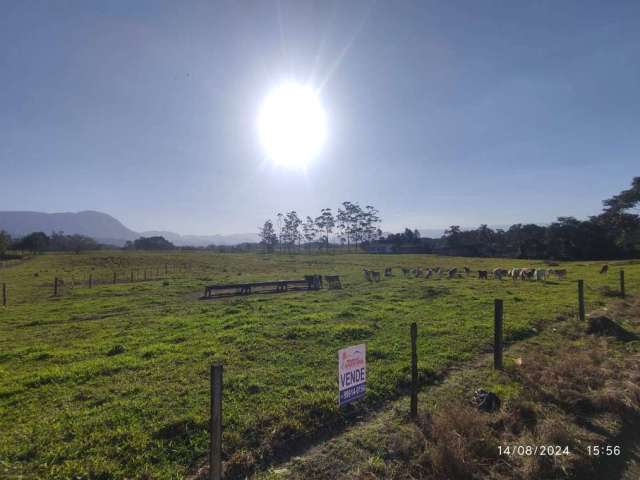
(0, 210), (259, 247)
(0, 210), (138, 246)
(140, 231), (259, 246)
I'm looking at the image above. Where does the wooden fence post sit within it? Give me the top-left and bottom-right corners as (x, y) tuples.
(410, 322), (418, 419)
(620, 270), (625, 298)
(210, 363), (223, 480)
(54, 277), (58, 296)
(578, 280), (585, 321)
(494, 299), (503, 370)
(2, 283), (6, 306)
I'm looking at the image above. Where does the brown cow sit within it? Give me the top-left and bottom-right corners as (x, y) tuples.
(478, 270), (488, 279)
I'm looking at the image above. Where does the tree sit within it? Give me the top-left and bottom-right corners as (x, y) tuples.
(302, 216), (318, 250)
(443, 226), (462, 248)
(49, 231), (98, 253)
(283, 211), (302, 251)
(276, 212), (284, 253)
(336, 201), (361, 250)
(602, 176), (640, 215)
(336, 206), (349, 249)
(315, 208), (335, 251)
(259, 220), (278, 253)
(132, 236), (175, 250)
(14, 232), (49, 253)
(0, 230), (11, 257)
(361, 205), (381, 243)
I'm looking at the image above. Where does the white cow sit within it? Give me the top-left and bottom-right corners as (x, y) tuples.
(534, 269), (546, 281)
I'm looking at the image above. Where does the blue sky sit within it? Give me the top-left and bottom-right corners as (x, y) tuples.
(1, 0), (639, 235)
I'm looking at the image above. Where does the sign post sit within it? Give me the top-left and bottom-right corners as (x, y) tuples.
(338, 344), (366, 407)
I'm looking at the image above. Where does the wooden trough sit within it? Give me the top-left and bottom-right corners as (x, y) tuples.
(202, 274), (327, 299)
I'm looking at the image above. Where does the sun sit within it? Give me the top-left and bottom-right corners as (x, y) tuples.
(258, 82), (327, 168)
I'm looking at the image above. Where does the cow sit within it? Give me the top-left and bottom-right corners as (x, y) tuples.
(509, 268), (521, 279)
(384, 267), (393, 277)
(401, 267), (411, 277)
(493, 268), (508, 280)
(425, 268), (433, 279)
(448, 268), (458, 278)
(519, 268), (533, 280)
(371, 271), (381, 282)
(553, 269), (567, 279)
(534, 269), (546, 282)
(463, 266), (471, 274)
(363, 269), (372, 282)
(478, 270), (488, 279)
(600, 264), (609, 274)
(415, 267), (423, 277)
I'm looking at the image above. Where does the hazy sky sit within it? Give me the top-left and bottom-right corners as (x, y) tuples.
(1, 0), (639, 235)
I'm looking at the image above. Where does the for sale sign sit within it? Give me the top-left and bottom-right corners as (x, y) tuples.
(338, 344), (366, 406)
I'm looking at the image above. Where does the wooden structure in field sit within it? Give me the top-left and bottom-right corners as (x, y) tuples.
(202, 274), (330, 299)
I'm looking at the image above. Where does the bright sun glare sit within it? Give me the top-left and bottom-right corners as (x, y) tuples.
(258, 82), (327, 168)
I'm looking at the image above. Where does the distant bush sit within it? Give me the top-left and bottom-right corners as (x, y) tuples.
(125, 236), (175, 250)
(0, 230), (11, 256)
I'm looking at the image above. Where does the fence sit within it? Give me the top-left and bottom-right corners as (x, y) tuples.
(0, 264), (190, 305)
(204, 271), (632, 478)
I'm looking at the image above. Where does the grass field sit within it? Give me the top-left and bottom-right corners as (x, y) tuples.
(1, 251), (639, 479)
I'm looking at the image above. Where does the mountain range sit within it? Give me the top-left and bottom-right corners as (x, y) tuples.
(0, 210), (514, 247)
(0, 210), (258, 247)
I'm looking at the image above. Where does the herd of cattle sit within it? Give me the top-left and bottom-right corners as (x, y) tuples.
(362, 266), (570, 282)
(360, 264), (614, 283)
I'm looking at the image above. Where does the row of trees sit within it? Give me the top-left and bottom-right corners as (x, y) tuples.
(0, 231), (99, 255)
(259, 202), (382, 252)
(440, 177), (640, 260)
(0, 232), (177, 254)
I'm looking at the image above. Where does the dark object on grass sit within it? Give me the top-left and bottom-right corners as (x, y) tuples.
(587, 315), (637, 341)
(472, 389), (501, 412)
(107, 344), (126, 356)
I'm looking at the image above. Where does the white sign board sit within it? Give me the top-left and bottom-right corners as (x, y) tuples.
(338, 343), (366, 406)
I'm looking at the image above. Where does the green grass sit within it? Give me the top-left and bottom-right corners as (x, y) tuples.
(1, 251), (638, 479)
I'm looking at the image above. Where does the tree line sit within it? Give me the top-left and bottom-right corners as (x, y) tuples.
(0, 231), (99, 255)
(259, 202), (382, 252)
(438, 177), (640, 260)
